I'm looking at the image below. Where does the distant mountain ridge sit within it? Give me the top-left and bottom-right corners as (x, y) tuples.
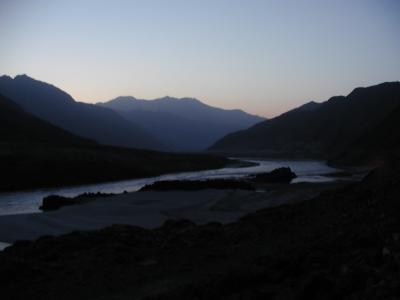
(98, 96), (264, 151)
(209, 82), (400, 159)
(0, 75), (162, 150)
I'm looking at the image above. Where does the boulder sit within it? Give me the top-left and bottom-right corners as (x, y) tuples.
(40, 195), (74, 211)
(40, 192), (113, 211)
(250, 167), (297, 183)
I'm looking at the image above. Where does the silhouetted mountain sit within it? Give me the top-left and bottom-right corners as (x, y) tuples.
(98, 96), (264, 151)
(330, 104), (400, 166)
(0, 75), (162, 150)
(210, 82), (400, 158)
(0, 93), (231, 191)
(0, 75), (234, 191)
(0, 94), (95, 146)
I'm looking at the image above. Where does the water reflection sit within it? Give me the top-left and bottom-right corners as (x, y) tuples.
(0, 241), (10, 251)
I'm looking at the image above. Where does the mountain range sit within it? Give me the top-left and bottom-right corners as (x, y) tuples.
(1, 74), (399, 166)
(97, 96), (264, 151)
(0, 75), (263, 151)
(0, 75), (161, 150)
(210, 82), (400, 161)
(0, 92), (230, 191)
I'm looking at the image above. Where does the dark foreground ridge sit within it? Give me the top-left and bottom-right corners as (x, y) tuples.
(1, 160), (400, 299)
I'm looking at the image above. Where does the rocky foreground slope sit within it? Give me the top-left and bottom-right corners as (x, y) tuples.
(1, 160), (400, 299)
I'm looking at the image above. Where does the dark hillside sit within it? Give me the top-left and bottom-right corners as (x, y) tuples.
(210, 82), (400, 159)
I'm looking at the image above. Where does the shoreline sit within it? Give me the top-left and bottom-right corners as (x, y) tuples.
(0, 181), (348, 243)
(0, 144), (234, 192)
(0, 159), (345, 216)
(0, 157), (236, 193)
(0, 241), (10, 251)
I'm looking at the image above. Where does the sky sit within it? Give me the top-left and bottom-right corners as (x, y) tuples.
(0, 0), (399, 118)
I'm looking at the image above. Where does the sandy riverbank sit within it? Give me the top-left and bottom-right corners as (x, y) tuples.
(0, 181), (345, 243)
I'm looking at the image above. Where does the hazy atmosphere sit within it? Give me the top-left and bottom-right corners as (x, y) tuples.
(2, 1), (400, 299)
(1, 0), (399, 117)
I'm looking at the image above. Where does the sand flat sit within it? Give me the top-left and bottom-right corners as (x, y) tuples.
(0, 183), (344, 243)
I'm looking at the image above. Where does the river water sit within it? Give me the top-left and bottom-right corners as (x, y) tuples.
(0, 159), (343, 216)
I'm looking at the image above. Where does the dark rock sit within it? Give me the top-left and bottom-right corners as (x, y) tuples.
(40, 192), (114, 211)
(40, 195), (75, 211)
(299, 272), (335, 300)
(249, 167), (297, 183)
(160, 219), (196, 233)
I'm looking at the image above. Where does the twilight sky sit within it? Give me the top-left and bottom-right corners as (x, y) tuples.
(0, 0), (399, 117)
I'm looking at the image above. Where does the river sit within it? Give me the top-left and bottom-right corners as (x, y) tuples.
(0, 159), (344, 216)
